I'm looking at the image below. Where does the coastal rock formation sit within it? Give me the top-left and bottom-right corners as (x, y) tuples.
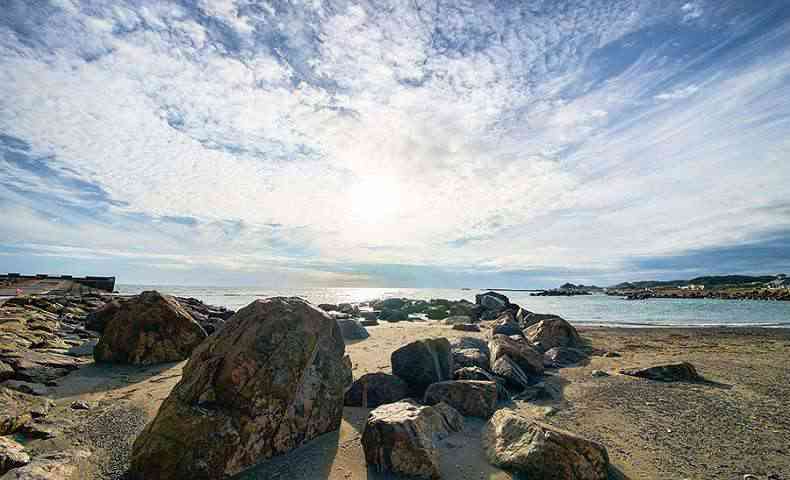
(475, 291), (510, 313)
(344, 373), (409, 408)
(175, 297), (234, 334)
(361, 400), (462, 479)
(129, 297), (350, 480)
(337, 318), (370, 340)
(391, 338), (453, 396)
(525, 317), (582, 351)
(424, 380), (498, 418)
(452, 348), (489, 370)
(517, 311), (562, 330)
(489, 335), (544, 376)
(620, 362), (700, 382)
(0, 449), (91, 480)
(0, 387), (53, 436)
(94, 291), (207, 365)
(544, 347), (588, 368)
(450, 337), (490, 357)
(0, 437), (29, 475)
(483, 410), (609, 480)
(453, 367), (510, 400)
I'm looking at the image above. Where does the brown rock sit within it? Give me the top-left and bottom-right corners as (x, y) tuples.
(620, 362), (700, 382)
(490, 355), (532, 392)
(489, 334), (544, 376)
(84, 300), (121, 333)
(424, 380), (498, 418)
(362, 400), (462, 479)
(94, 291), (207, 365)
(451, 323), (480, 332)
(129, 297), (350, 480)
(452, 348), (489, 370)
(525, 317), (582, 351)
(0, 387), (53, 436)
(482, 409), (609, 480)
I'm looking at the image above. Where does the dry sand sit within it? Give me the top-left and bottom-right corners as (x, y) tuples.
(28, 321), (790, 480)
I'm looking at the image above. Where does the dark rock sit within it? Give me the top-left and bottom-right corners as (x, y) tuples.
(336, 319), (369, 340)
(391, 338), (453, 397)
(359, 311), (379, 321)
(620, 362), (700, 382)
(359, 318), (379, 327)
(543, 347), (588, 368)
(475, 291), (510, 311)
(424, 380), (498, 418)
(129, 298), (350, 480)
(344, 373), (408, 408)
(452, 348), (489, 370)
(517, 311), (562, 330)
(453, 367), (510, 400)
(317, 303), (338, 312)
(489, 335), (544, 376)
(84, 300), (122, 333)
(450, 337), (490, 357)
(451, 323), (479, 332)
(0, 362), (13, 383)
(70, 400), (90, 410)
(525, 317), (582, 352)
(361, 400), (462, 478)
(379, 309), (408, 322)
(489, 311), (523, 337)
(94, 291), (207, 365)
(483, 409), (609, 480)
(491, 355), (532, 392)
(591, 370), (609, 378)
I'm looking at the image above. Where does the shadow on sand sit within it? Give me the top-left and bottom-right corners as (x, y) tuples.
(46, 360), (184, 400)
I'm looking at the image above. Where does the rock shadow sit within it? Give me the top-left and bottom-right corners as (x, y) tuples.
(46, 360), (184, 400)
(230, 429), (341, 480)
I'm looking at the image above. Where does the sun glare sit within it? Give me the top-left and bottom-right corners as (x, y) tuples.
(349, 176), (403, 221)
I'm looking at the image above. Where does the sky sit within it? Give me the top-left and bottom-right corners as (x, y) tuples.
(1, 0), (790, 288)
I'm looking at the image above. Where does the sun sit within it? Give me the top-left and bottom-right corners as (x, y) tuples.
(349, 176), (403, 221)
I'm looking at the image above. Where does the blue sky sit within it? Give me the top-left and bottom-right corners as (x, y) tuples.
(1, 0), (789, 288)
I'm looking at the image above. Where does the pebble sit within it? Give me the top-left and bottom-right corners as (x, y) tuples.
(592, 370), (609, 377)
(71, 400), (91, 410)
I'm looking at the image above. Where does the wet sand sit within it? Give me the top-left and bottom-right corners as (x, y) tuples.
(32, 323), (790, 480)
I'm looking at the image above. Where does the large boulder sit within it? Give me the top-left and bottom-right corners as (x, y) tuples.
(362, 400), (462, 479)
(489, 335), (544, 376)
(518, 311), (562, 330)
(620, 362), (700, 382)
(391, 338), (453, 397)
(0, 437), (29, 475)
(94, 291), (207, 365)
(129, 298), (351, 480)
(453, 367), (510, 400)
(0, 450), (91, 480)
(482, 410), (609, 480)
(525, 317), (582, 352)
(336, 319), (370, 340)
(475, 291), (510, 311)
(344, 373), (409, 408)
(424, 380), (498, 418)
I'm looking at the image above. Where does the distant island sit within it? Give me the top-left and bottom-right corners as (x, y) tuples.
(605, 274), (789, 301)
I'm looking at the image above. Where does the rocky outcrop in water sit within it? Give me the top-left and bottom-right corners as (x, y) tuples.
(129, 297), (351, 480)
(94, 291), (207, 365)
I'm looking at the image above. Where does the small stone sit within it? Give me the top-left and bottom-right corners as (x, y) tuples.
(591, 370), (609, 378)
(743, 475), (758, 480)
(70, 400), (90, 411)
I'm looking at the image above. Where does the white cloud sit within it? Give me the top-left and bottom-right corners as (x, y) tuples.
(1, 0), (789, 283)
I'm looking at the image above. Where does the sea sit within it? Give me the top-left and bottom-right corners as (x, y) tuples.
(116, 285), (790, 328)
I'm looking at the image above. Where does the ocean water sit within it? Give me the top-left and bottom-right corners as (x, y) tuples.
(116, 285), (790, 328)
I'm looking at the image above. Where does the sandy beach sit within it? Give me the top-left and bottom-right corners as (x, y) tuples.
(20, 320), (790, 480)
